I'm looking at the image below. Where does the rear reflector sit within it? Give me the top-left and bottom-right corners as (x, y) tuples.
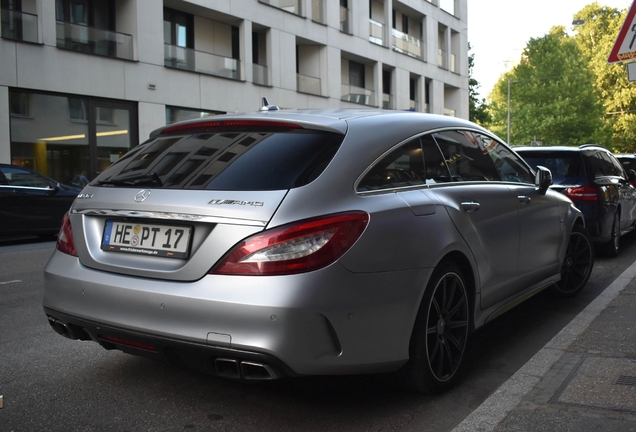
(102, 335), (156, 352)
(211, 211), (369, 276)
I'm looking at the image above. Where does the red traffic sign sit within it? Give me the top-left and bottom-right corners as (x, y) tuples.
(608, 0), (636, 63)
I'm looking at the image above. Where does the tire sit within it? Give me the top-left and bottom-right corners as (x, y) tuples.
(601, 212), (620, 257)
(551, 224), (594, 298)
(402, 262), (470, 394)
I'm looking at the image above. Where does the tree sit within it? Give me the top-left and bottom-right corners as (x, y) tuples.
(468, 43), (490, 125)
(488, 26), (604, 145)
(572, 3), (636, 153)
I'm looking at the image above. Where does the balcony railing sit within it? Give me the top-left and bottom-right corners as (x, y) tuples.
(297, 73), (321, 96)
(165, 44), (239, 80)
(438, 48), (448, 70)
(56, 21), (133, 60)
(340, 5), (351, 33)
(444, 108), (456, 117)
(259, 0), (302, 16)
(409, 99), (418, 111)
(382, 94), (393, 109)
(392, 28), (423, 60)
(1, 8), (38, 43)
(369, 19), (383, 45)
(341, 84), (375, 106)
(253, 63), (268, 86)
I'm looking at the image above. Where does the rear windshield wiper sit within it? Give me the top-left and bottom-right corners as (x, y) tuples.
(92, 172), (163, 187)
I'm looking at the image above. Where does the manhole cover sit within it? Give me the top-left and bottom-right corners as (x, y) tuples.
(558, 357), (636, 412)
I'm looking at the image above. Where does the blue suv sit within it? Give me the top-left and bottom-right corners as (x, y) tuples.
(516, 145), (636, 256)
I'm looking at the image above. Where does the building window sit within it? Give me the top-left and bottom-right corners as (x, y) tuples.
(163, 8), (193, 49)
(10, 91), (30, 117)
(340, 0), (351, 33)
(349, 61), (365, 88)
(68, 97), (88, 122)
(166, 106), (224, 125)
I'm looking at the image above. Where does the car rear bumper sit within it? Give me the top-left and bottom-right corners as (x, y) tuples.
(43, 250), (431, 377)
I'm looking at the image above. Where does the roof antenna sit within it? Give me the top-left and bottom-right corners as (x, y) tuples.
(259, 97), (279, 111)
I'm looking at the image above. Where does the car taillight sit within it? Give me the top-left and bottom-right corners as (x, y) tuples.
(211, 212), (369, 276)
(565, 186), (601, 201)
(56, 212), (78, 257)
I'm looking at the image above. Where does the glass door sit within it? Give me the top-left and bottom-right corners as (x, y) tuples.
(88, 99), (138, 179)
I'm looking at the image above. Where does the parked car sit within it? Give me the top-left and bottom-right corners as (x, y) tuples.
(0, 164), (81, 238)
(43, 108), (593, 394)
(515, 145), (636, 256)
(615, 154), (636, 186)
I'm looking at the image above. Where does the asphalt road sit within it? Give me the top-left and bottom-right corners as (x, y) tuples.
(1, 233), (636, 432)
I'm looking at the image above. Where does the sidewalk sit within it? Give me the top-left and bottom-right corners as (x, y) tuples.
(452, 260), (636, 432)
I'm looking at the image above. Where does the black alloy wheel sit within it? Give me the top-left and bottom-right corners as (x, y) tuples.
(551, 224), (594, 298)
(403, 262), (470, 393)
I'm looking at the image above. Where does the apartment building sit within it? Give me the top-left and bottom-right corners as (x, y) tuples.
(0, 0), (467, 184)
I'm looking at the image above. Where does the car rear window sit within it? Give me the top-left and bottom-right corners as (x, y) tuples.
(518, 151), (585, 185)
(91, 130), (344, 190)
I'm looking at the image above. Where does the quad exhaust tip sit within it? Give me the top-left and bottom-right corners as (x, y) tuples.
(215, 358), (279, 380)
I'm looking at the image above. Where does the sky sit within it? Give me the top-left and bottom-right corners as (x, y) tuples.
(467, 0), (633, 99)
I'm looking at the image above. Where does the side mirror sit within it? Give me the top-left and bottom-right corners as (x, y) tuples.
(535, 165), (552, 195)
(629, 169), (636, 182)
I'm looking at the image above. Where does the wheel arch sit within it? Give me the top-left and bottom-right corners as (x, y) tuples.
(414, 251), (477, 336)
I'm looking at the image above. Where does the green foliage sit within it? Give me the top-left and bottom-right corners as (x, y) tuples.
(468, 43), (490, 125)
(572, 3), (636, 152)
(488, 27), (604, 145)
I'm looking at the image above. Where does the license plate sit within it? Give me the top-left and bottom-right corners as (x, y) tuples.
(101, 221), (192, 259)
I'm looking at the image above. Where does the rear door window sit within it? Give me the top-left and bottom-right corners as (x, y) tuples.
(432, 130), (500, 182)
(357, 138), (426, 191)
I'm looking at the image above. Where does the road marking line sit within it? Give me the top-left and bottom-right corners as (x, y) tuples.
(0, 280), (22, 285)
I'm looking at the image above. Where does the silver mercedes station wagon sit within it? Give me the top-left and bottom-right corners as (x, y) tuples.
(43, 108), (593, 393)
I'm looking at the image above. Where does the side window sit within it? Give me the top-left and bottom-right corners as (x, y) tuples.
(474, 133), (535, 184)
(421, 134), (452, 184)
(587, 151), (621, 178)
(0, 167), (51, 188)
(433, 130), (500, 182)
(357, 138), (426, 191)
(604, 153), (626, 178)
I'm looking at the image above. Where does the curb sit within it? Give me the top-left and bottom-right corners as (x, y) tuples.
(451, 260), (636, 432)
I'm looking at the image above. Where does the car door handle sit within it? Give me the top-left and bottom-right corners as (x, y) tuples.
(461, 201), (481, 212)
(518, 195), (531, 204)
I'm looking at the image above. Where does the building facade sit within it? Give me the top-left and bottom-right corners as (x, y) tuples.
(0, 0), (468, 184)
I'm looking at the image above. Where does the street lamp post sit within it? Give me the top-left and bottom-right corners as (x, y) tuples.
(507, 79), (511, 144)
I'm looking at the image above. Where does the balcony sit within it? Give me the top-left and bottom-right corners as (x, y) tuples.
(56, 21), (133, 60)
(340, 5), (351, 33)
(165, 44), (239, 80)
(312, 0), (325, 24)
(392, 28), (423, 60)
(369, 19), (383, 45)
(1, 8), (38, 43)
(259, 0), (302, 16)
(382, 94), (393, 109)
(297, 73), (321, 96)
(341, 84), (375, 106)
(253, 64), (268, 86)
(444, 108), (456, 117)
